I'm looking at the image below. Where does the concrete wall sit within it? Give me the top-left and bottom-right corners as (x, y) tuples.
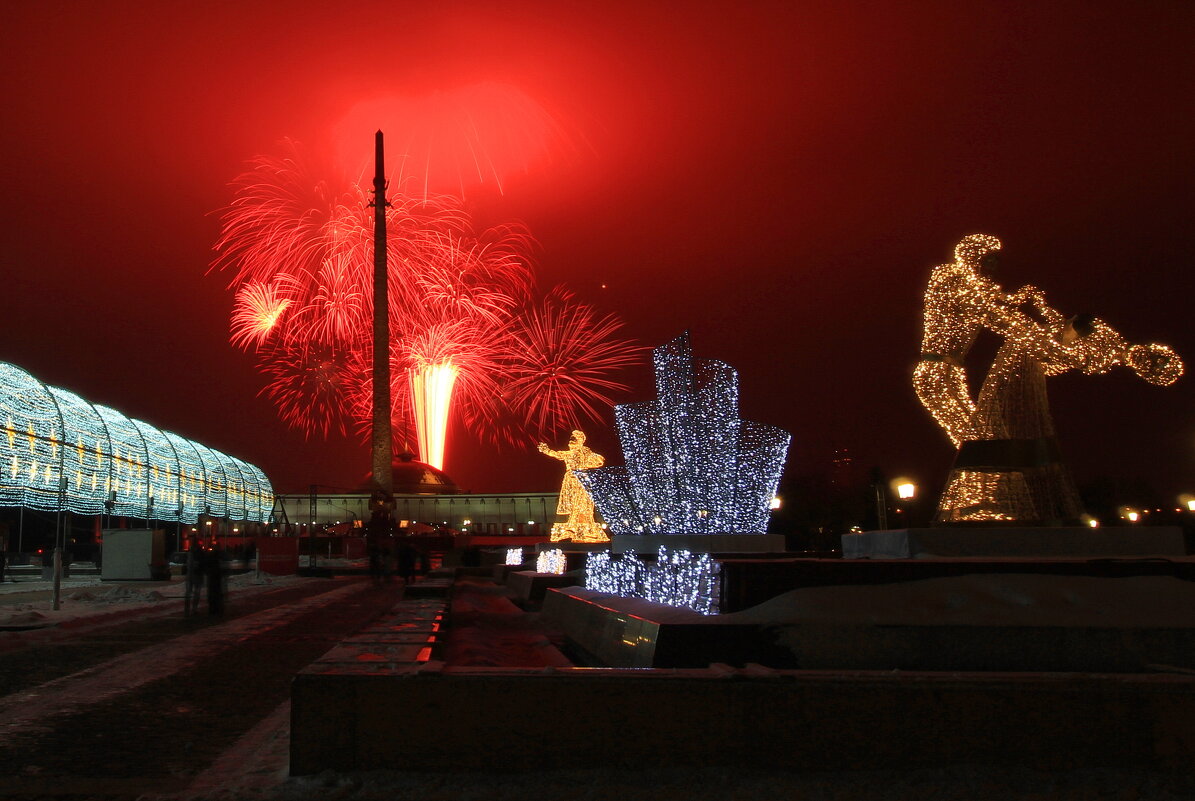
(291, 663), (1195, 775)
(100, 529), (165, 580)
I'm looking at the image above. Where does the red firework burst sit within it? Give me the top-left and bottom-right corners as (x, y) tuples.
(293, 253), (369, 345)
(463, 287), (644, 446)
(256, 341), (353, 439)
(214, 141), (641, 458)
(230, 280), (293, 350)
(342, 345), (415, 453)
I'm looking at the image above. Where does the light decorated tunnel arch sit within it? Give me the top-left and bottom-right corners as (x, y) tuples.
(0, 361), (273, 523)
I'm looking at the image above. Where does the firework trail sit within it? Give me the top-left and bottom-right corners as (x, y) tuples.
(230, 280), (292, 349)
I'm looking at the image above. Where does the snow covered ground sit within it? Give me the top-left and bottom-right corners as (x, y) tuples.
(0, 572), (303, 631)
(562, 571), (1195, 628)
(9, 570), (1195, 799)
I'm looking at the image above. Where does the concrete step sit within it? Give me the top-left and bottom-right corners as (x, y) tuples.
(7, 563), (102, 577)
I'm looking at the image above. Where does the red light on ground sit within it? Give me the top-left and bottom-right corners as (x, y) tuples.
(416, 646), (433, 662)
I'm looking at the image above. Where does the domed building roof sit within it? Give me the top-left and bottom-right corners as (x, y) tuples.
(359, 452), (461, 495)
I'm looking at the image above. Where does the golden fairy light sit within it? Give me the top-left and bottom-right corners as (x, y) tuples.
(537, 429), (608, 543)
(915, 235), (1184, 524)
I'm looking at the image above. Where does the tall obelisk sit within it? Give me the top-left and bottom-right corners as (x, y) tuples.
(370, 130), (393, 512)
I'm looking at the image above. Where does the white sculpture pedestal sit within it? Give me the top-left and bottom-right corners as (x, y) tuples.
(842, 526), (1186, 559)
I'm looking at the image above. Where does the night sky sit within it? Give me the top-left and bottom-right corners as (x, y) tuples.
(2, 2), (1192, 509)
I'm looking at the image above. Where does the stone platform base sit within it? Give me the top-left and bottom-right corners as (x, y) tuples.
(290, 662), (1195, 775)
(542, 586), (783, 668)
(718, 556), (1195, 612)
(506, 570), (581, 602)
(843, 526), (1186, 559)
(612, 534), (786, 554)
(489, 562), (536, 582)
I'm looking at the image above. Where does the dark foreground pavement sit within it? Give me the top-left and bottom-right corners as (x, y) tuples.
(0, 576), (406, 800)
(5, 574), (1195, 800)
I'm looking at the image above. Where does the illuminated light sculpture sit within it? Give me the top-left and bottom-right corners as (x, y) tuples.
(0, 360), (273, 523)
(536, 548), (566, 574)
(585, 547), (721, 615)
(576, 333), (790, 536)
(505, 547), (523, 566)
(133, 419), (182, 521)
(913, 234), (1007, 448)
(916, 235), (1185, 524)
(190, 440), (228, 520)
(537, 429), (608, 542)
(47, 386), (109, 515)
(164, 431), (208, 519)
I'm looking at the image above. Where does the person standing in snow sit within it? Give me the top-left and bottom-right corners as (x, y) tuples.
(184, 538), (203, 616)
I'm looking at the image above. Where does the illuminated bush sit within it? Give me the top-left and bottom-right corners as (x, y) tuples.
(585, 547), (720, 615)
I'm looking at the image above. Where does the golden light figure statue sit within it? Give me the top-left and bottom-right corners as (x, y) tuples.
(916, 235), (1183, 524)
(537, 429), (608, 543)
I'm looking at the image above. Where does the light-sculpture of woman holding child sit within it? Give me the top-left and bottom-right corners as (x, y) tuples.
(538, 429), (608, 542)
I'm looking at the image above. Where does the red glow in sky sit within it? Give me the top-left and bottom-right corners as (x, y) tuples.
(1, 2), (1192, 505)
(211, 142), (636, 460)
(332, 83), (569, 198)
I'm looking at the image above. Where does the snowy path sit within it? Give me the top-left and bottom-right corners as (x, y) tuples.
(0, 577), (408, 799)
(0, 580), (363, 736)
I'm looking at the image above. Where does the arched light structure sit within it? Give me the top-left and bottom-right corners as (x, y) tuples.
(0, 361), (273, 523)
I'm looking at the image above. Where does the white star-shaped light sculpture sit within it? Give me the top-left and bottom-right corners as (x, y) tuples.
(576, 332), (790, 536)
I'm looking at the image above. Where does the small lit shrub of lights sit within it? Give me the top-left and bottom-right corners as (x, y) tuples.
(505, 547), (524, 566)
(536, 548), (566, 574)
(585, 547), (720, 615)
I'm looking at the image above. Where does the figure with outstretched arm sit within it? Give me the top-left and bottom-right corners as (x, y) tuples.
(916, 235), (1184, 524)
(913, 234), (1038, 447)
(538, 429), (608, 543)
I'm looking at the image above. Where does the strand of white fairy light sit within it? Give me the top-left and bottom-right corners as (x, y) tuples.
(584, 546), (720, 614)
